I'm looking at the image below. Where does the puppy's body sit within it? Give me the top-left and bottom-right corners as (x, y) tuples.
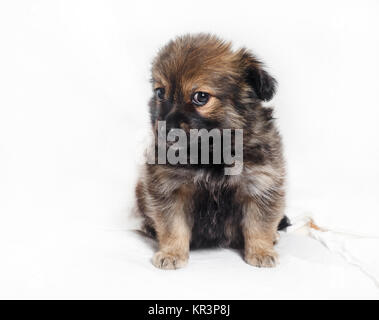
(135, 34), (287, 269)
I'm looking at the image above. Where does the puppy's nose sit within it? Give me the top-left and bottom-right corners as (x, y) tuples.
(165, 111), (187, 133)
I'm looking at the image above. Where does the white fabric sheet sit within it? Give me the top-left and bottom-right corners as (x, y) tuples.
(1, 219), (378, 299)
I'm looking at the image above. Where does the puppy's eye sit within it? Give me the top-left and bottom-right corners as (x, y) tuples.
(192, 92), (210, 106)
(155, 88), (165, 100)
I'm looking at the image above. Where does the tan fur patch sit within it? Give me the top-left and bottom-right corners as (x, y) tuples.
(194, 96), (220, 117)
(241, 200), (282, 267)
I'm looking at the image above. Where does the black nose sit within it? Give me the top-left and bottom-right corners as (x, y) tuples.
(164, 111), (187, 133)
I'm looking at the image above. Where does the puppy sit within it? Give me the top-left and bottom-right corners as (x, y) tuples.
(135, 34), (289, 269)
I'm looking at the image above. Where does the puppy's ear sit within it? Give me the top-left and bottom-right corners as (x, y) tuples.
(239, 49), (277, 101)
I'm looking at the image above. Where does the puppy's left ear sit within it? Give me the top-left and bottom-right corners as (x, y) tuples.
(239, 49), (277, 101)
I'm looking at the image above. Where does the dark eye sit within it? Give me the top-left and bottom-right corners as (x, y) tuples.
(155, 88), (165, 100)
(192, 92), (210, 106)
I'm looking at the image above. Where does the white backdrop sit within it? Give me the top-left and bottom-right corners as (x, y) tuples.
(1, 0), (379, 299)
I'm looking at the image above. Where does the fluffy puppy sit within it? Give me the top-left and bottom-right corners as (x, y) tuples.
(135, 34), (288, 269)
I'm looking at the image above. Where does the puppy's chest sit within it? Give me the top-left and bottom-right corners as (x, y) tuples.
(189, 182), (244, 249)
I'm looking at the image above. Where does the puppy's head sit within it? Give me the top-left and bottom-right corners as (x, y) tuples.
(149, 34), (276, 133)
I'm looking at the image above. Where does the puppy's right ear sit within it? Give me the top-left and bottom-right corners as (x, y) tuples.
(238, 49), (277, 101)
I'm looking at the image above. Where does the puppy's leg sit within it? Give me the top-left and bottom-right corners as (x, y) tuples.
(151, 195), (191, 270)
(242, 200), (283, 268)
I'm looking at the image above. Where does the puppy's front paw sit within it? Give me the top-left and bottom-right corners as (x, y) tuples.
(245, 251), (278, 268)
(152, 251), (188, 270)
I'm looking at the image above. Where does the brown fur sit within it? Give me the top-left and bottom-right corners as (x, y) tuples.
(135, 34), (286, 269)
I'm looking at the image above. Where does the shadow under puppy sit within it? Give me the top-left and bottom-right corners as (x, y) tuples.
(135, 34), (289, 269)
